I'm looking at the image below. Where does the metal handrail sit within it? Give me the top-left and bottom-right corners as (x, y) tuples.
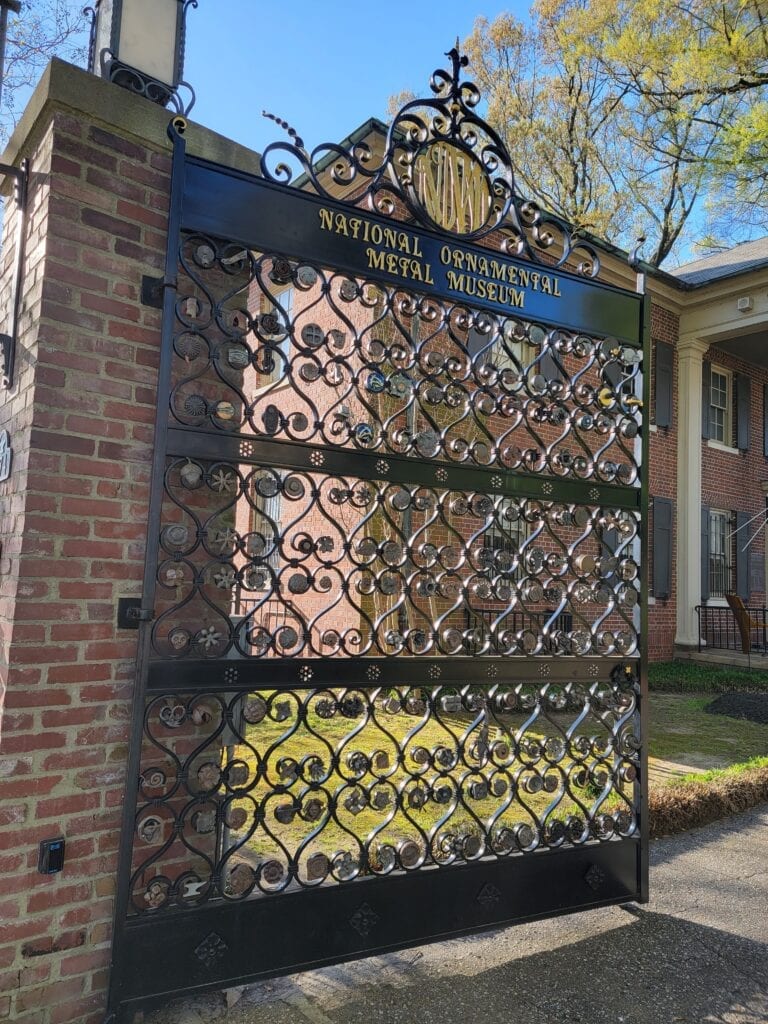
(696, 603), (768, 654)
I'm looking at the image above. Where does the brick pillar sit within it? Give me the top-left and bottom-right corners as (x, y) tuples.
(0, 59), (259, 1023)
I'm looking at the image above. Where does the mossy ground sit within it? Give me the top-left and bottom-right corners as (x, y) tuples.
(220, 665), (768, 864)
(648, 694), (768, 772)
(224, 696), (631, 865)
(650, 758), (768, 837)
(647, 661), (768, 832)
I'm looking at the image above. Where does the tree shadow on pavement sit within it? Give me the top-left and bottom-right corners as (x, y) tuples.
(147, 907), (768, 1024)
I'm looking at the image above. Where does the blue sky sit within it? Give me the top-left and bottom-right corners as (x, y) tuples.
(184, 1), (529, 156)
(10, 0), (723, 262)
(179, 4), (706, 263)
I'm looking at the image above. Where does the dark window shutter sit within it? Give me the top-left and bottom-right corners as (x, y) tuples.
(540, 343), (561, 381)
(701, 505), (710, 601)
(467, 327), (485, 358)
(763, 382), (768, 456)
(654, 341), (673, 428)
(736, 374), (751, 451)
(652, 497), (673, 600)
(702, 361), (711, 439)
(736, 510), (750, 599)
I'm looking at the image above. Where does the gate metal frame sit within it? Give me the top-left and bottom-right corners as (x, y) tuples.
(106, 52), (650, 1021)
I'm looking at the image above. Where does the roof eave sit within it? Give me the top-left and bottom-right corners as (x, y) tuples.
(293, 117), (389, 189)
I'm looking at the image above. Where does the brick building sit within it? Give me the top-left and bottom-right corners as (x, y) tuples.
(643, 240), (768, 662)
(0, 56), (765, 1021)
(305, 120), (768, 666)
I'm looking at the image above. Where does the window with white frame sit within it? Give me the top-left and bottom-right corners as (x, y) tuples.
(709, 509), (733, 598)
(482, 497), (527, 575)
(496, 319), (534, 371)
(467, 316), (533, 372)
(709, 366), (731, 445)
(259, 285), (294, 384)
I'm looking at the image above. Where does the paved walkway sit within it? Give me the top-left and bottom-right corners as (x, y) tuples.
(148, 805), (768, 1024)
(648, 755), (707, 785)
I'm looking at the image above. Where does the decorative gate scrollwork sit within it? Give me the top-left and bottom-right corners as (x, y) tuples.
(107, 49), (648, 1020)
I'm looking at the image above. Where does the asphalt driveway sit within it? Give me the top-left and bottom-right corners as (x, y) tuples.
(148, 805), (768, 1024)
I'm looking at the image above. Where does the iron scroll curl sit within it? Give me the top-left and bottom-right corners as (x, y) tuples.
(259, 46), (602, 276)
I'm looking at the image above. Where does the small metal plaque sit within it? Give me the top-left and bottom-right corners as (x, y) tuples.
(141, 274), (164, 308)
(117, 597), (148, 629)
(0, 430), (12, 482)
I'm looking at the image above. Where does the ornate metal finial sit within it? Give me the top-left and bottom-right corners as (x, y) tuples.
(629, 235), (647, 270)
(445, 41), (468, 96)
(84, 5), (100, 74)
(262, 111), (305, 154)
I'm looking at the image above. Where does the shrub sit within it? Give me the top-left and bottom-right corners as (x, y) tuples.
(649, 757), (768, 837)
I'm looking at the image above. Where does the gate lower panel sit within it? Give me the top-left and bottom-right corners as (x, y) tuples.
(113, 838), (640, 1011)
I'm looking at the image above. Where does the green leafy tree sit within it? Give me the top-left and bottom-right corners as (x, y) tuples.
(461, 5), (744, 265)
(463, 12), (635, 245)
(551, 0), (768, 250)
(1, 0), (88, 145)
(392, 3), (765, 264)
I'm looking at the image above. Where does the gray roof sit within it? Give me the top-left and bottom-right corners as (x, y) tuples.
(672, 236), (768, 285)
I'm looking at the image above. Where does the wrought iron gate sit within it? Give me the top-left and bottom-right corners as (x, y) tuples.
(107, 49), (648, 1020)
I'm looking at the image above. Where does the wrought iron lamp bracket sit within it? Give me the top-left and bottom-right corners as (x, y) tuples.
(98, 49), (196, 116)
(0, 157), (28, 390)
(85, 0), (198, 117)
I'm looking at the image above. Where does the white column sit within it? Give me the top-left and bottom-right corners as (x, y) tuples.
(675, 336), (710, 647)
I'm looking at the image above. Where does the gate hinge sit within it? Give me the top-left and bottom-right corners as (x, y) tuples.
(117, 597), (154, 629)
(141, 274), (177, 308)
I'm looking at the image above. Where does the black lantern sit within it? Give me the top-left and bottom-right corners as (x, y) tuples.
(87, 0), (197, 112)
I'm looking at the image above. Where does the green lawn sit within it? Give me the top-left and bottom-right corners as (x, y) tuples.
(649, 660), (768, 693)
(220, 690), (634, 879)
(648, 694), (768, 771)
(213, 684), (768, 882)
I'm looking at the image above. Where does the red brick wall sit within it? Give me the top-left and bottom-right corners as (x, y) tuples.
(701, 344), (768, 604)
(0, 109), (170, 1024)
(646, 300), (679, 661)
